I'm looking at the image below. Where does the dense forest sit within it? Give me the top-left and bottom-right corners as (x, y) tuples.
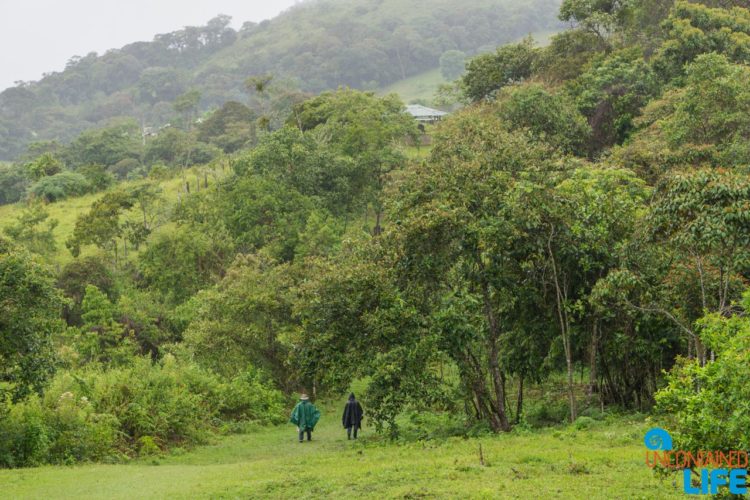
(0, 0), (562, 160)
(2, 2), (750, 495)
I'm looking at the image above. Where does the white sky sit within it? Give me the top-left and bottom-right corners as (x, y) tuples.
(0, 0), (300, 91)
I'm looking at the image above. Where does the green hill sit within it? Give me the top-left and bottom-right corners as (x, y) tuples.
(0, 0), (562, 160)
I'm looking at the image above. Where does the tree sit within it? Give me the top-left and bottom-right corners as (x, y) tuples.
(197, 101), (256, 153)
(291, 89), (417, 234)
(137, 67), (186, 105)
(173, 89), (201, 131)
(245, 74), (275, 131)
(76, 164), (114, 191)
(534, 29), (606, 83)
(65, 121), (142, 168)
(233, 126), (359, 216)
(439, 50), (467, 80)
(138, 225), (232, 305)
(558, 0), (631, 49)
(461, 38), (538, 102)
(567, 48), (660, 151)
(0, 237), (65, 400)
(615, 53), (750, 179)
(652, 1), (750, 81)
(220, 173), (314, 261)
(65, 190), (135, 264)
(184, 254), (299, 387)
(0, 163), (28, 205)
(25, 153), (62, 180)
(662, 53), (750, 168)
(354, 110), (562, 432)
(28, 172), (92, 202)
(495, 83), (591, 156)
(57, 256), (117, 326)
(3, 203), (58, 257)
(525, 167), (649, 420)
(647, 168), (750, 364)
(73, 285), (137, 366)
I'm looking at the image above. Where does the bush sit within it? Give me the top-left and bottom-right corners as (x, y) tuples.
(28, 171), (92, 202)
(219, 366), (286, 424)
(0, 396), (50, 467)
(148, 163), (171, 180)
(655, 291), (750, 454)
(525, 398), (570, 427)
(0, 394), (117, 468)
(77, 164), (114, 191)
(51, 356), (220, 447)
(572, 416), (595, 430)
(0, 356), (286, 468)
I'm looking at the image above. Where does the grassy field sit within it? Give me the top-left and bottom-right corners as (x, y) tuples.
(0, 167), (218, 266)
(380, 68), (446, 105)
(0, 395), (682, 499)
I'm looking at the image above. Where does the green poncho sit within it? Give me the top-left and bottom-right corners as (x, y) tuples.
(290, 400), (320, 431)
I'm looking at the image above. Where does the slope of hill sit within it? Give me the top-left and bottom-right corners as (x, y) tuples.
(0, 0), (563, 160)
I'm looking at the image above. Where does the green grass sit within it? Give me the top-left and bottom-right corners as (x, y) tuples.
(380, 68), (446, 105)
(0, 396), (683, 499)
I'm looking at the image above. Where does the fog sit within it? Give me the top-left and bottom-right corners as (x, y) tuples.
(0, 0), (300, 91)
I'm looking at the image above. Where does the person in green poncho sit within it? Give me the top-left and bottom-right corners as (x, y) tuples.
(290, 393), (320, 442)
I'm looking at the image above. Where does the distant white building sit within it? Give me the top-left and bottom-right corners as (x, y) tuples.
(406, 104), (448, 125)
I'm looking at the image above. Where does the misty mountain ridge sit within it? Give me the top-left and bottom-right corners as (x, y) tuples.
(0, 0), (562, 160)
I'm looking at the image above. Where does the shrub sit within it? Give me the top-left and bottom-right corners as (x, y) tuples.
(0, 356), (286, 468)
(137, 436), (161, 457)
(77, 164), (114, 191)
(573, 416), (595, 430)
(0, 396), (50, 468)
(28, 171), (92, 202)
(148, 163), (171, 180)
(219, 366), (286, 424)
(655, 291), (750, 454)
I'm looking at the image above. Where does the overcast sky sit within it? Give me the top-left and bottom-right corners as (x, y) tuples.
(0, 0), (300, 91)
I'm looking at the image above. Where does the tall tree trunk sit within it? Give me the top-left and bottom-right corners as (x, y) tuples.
(588, 320), (599, 405)
(465, 351), (500, 430)
(373, 209), (382, 236)
(515, 375), (524, 425)
(548, 227), (577, 422)
(478, 273), (511, 432)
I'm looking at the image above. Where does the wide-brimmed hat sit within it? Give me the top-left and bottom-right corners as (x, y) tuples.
(300, 394), (309, 400)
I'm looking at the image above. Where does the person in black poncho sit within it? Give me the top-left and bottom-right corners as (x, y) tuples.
(342, 393), (363, 440)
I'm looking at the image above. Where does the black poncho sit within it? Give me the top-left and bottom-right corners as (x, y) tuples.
(342, 397), (363, 429)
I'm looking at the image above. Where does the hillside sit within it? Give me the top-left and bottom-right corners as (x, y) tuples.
(0, 0), (562, 160)
(0, 168), (208, 266)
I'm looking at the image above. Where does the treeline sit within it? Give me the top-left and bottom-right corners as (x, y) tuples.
(0, 0), (562, 160)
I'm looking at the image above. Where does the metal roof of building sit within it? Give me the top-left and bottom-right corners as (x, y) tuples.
(405, 104), (448, 118)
